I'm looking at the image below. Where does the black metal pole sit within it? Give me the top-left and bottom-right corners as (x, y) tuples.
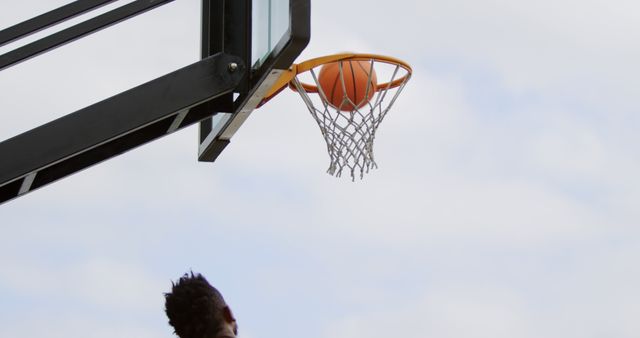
(198, 0), (227, 145)
(0, 0), (116, 47)
(0, 0), (174, 71)
(197, 0), (251, 162)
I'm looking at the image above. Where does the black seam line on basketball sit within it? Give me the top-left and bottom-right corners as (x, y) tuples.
(337, 61), (349, 110)
(350, 60), (358, 109)
(356, 60), (374, 102)
(339, 61), (348, 110)
(330, 62), (340, 110)
(341, 61), (351, 110)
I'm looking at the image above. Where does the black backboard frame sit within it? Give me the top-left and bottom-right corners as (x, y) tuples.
(197, 0), (310, 162)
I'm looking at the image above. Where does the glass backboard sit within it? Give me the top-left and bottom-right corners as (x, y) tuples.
(252, 0), (290, 68)
(198, 0), (310, 162)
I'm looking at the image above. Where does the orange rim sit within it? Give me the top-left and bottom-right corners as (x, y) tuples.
(260, 53), (412, 105)
(290, 53), (412, 93)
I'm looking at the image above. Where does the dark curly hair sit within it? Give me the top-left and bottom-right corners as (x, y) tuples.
(165, 272), (230, 338)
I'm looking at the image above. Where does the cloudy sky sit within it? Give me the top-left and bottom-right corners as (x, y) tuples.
(2, 0), (640, 338)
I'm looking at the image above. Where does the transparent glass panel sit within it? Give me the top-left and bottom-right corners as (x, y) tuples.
(251, 0), (290, 69)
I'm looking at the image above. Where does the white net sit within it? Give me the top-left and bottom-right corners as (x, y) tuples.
(291, 58), (411, 180)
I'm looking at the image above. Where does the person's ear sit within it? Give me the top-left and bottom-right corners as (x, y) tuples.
(222, 306), (236, 323)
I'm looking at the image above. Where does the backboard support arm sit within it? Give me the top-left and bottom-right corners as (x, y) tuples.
(0, 53), (245, 205)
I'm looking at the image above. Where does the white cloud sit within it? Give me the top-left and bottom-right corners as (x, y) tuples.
(0, 255), (165, 313)
(313, 235), (640, 338)
(323, 286), (536, 338)
(0, 315), (167, 338)
(309, 0), (640, 111)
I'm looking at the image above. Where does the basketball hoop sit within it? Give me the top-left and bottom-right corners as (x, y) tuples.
(262, 53), (412, 180)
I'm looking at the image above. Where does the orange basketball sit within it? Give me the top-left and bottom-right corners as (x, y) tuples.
(317, 61), (378, 111)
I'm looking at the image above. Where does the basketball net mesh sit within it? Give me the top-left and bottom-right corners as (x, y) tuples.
(291, 60), (411, 180)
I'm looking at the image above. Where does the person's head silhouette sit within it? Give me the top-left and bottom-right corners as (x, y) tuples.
(165, 272), (238, 338)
